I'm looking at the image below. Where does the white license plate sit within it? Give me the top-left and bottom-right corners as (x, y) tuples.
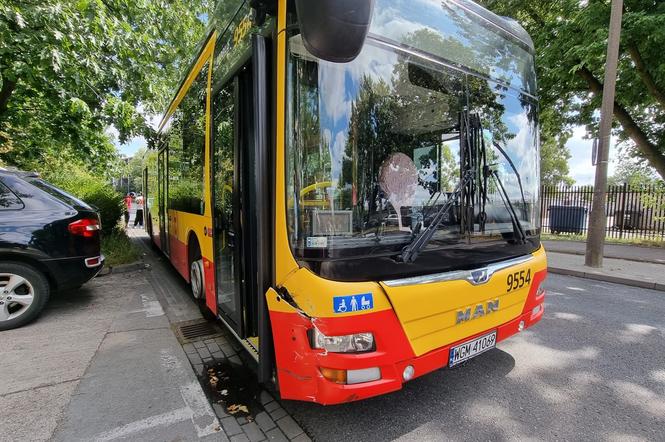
(448, 331), (497, 367)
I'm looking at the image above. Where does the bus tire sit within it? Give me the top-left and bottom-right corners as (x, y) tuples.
(188, 237), (215, 320)
(190, 258), (205, 300)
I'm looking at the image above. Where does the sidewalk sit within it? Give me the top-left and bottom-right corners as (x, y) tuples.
(544, 240), (665, 291)
(128, 228), (311, 442)
(51, 269), (222, 441)
(543, 240), (665, 264)
(0, 267), (221, 442)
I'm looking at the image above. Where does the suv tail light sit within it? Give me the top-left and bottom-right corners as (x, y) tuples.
(68, 218), (101, 237)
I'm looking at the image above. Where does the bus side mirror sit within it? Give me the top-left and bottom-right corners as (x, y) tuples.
(294, 0), (375, 63)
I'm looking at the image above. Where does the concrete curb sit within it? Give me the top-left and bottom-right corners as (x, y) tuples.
(549, 266), (665, 292)
(545, 248), (664, 265)
(96, 261), (150, 277)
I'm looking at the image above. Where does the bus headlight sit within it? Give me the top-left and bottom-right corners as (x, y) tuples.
(311, 328), (375, 353)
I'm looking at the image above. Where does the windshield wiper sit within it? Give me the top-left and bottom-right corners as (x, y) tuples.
(399, 170), (473, 263)
(398, 112), (529, 263)
(489, 169), (527, 244)
(476, 117), (528, 245)
(484, 142), (528, 244)
(490, 139), (527, 208)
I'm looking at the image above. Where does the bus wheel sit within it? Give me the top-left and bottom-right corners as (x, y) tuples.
(189, 259), (205, 300)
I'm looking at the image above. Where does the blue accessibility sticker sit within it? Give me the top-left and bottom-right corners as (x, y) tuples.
(333, 293), (373, 314)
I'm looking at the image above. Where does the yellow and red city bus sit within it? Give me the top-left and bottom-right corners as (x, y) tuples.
(144, 0), (547, 404)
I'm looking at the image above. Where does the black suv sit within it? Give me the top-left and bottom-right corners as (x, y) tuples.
(0, 170), (104, 330)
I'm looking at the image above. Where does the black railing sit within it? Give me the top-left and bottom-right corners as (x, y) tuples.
(540, 184), (665, 241)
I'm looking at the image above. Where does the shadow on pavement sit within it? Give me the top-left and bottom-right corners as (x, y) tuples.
(282, 276), (665, 441)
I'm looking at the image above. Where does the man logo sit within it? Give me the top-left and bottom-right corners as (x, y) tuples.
(469, 269), (490, 285)
(456, 299), (500, 324)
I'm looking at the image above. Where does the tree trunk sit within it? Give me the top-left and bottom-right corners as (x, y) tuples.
(0, 78), (17, 117)
(577, 66), (665, 180)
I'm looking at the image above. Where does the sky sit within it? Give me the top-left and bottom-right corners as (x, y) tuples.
(108, 107), (159, 157)
(565, 125), (617, 185)
(116, 136), (146, 157)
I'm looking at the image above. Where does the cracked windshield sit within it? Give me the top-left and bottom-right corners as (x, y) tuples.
(286, 3), (540, 259)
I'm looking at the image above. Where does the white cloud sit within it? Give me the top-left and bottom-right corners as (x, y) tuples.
(330, 131), (347, 183)
(566, 125), (617, 185)
(318, 62), (352, 124)
(370, 2), (441, 42)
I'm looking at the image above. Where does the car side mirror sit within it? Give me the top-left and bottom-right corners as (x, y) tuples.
(294, 0), (375, 63)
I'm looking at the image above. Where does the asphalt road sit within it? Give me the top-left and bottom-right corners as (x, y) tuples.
(281, 275), (665, 442)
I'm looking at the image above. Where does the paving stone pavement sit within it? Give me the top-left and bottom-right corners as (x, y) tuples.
(131, 229), (311, 442)
(180, 333), (310, 442)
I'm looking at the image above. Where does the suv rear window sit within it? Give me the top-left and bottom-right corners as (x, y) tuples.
(27, 178), (94, 211)
(0, 180), (24, 210)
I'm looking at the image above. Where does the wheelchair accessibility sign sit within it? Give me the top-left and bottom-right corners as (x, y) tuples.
(333, 293), (373, 313)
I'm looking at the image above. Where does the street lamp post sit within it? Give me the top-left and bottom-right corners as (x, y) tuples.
(585, 0), (623, 268)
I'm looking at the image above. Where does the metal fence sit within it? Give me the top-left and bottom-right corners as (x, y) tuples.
(540, 184), (665, 241)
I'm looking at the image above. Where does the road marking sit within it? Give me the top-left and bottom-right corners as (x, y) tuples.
(126, 294), (165, 317)
(92, 351), (221, 441)
(140, 294), (165, 317)
(160, 349), (221, 438)
(180, 381), (221, 438)
(93, 407), (192, 441)
(566, 286), (586, 292)
(553, 312), (583, 321)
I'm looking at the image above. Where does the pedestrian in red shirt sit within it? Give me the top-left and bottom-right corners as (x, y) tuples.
(124, 194), (132, 226)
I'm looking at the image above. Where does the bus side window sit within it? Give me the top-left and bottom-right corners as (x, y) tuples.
(213, 83), (235, 234)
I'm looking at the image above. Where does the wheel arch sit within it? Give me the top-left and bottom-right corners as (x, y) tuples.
(0, 253), (57, 291)
(187, 230), (202, 268)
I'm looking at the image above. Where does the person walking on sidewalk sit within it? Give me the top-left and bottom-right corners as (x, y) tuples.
(134, 194), (144, 228)
(124, 193), (132, 226)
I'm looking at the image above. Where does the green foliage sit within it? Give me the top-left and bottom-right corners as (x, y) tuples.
(36, 155), (122, 235)
(539, 108), (574, 186)
(482, 0), (665, 180)
(84, 185), (123, 235)
(0, 0), (214, 174)
(121, 147), (149, 193)
(168, 179), (204, 214)
(101, 230), (141, 266)
(609, 148), (664, 187)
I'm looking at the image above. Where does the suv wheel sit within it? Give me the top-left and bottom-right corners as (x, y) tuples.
(0, 262), (50, 330)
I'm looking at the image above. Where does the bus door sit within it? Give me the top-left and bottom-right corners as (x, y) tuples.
(158, 148), (169, 256)
(212, 71), (249, 335)
(211, 35), (270, 349)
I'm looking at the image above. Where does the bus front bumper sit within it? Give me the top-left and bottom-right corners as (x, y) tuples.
(269, 286), (545, 405)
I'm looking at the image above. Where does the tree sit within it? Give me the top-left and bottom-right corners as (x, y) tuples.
(0, 0), (213, 173)
(539, 108), (574, 186)
(482, 0), (665, 180)
(609, 149), (663, 186)
(122, 147), (149, 192)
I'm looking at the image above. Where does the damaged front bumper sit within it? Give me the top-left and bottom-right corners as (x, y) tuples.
(266, 277), (546, 405)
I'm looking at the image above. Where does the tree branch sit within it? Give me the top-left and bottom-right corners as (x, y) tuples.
(576, 66), (665, 179)
(0, 78), (17, 117)
(626, 42), (665, 110)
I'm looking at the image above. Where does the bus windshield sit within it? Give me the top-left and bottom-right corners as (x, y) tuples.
(285, 9), (539, 262)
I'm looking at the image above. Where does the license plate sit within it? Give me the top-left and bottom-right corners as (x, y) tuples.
(448, 331), (497, 367)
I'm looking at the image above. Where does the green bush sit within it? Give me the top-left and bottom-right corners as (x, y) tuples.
(84, 185), (123, 235)
(101, 230), (141, 266)
(35, 156), (123, 234)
